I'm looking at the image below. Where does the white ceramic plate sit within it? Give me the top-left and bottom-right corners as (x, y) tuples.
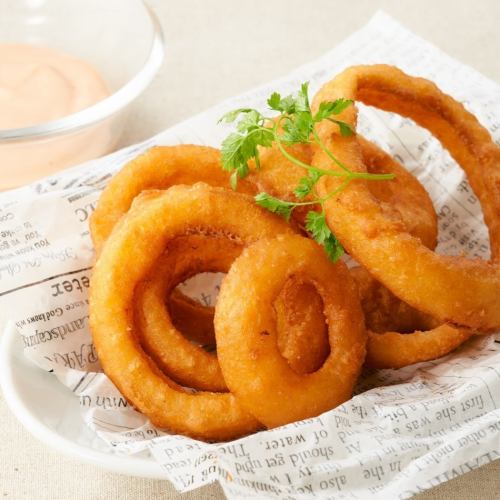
(0, 323), (165, 479)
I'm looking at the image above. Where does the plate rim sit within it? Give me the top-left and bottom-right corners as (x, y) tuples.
(0, 323), (167, 480)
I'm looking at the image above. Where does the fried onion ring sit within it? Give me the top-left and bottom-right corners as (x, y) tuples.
(366, 325), (473, 369)
(90, 145), (256, 254)
(351, 266), (473, 369)
(90, 184), (297, 440)
(312, 64), (500, 331)
(135, 235), (241, 392)
(214, 234), (366, 428)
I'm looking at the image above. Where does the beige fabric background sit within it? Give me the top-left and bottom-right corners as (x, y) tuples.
(1, 0), (500, 498)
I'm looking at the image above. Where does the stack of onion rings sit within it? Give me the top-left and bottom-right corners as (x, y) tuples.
(89, 64), (498, 441)
(157, 136), (444, 371)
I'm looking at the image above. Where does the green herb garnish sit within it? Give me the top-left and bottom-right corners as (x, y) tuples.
(218, 82), (394, 261)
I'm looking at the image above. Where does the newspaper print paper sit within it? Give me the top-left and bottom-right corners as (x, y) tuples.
(1, 11), (500, 499)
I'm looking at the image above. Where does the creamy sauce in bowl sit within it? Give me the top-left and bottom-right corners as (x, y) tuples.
(0, 43), (114, 189)
(0, 43), (109, 130)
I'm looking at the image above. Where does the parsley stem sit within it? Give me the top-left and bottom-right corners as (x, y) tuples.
(276, 135), (331, 174)
(271, 121), (343, 177)
(282, 199), (321, 207)
(311, 129), (351, 174)
(319, 178), (352, 203)
(269, 120), (395, 183)
(311, 129), (395, 181)
(349, 171), (395, 180)
(292, 178), (352, 208)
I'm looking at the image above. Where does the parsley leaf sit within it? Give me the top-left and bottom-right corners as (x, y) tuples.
(305, 210), (344, 262)
(294, 170), (322, 198)
(313, 98), (353, 122)
(236, 109), (264, 133)
(328, 119), (355, 137)
(272, 83), (314, 144)
(323, 233), (344, 262)
(218, 108), (255, 124)
(220, 126), (273, 180)
(305, 211), (330, 242)
(281, 111), (314, 144)
(267, 92), (296, 114)
(254, 193), (295, 221)
(267, 82), (310, 116)
(220, 133), (249, 172)
(267, 92), (282, 111)
(295, 82), (311, 112)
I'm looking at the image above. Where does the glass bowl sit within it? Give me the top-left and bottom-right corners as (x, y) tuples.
(0, 0), (164, 190)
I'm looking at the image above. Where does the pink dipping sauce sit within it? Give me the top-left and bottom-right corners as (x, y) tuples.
(0, 44), (111, 189)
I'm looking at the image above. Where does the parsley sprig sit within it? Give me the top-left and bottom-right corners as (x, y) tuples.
(218, 82), (394, 261)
